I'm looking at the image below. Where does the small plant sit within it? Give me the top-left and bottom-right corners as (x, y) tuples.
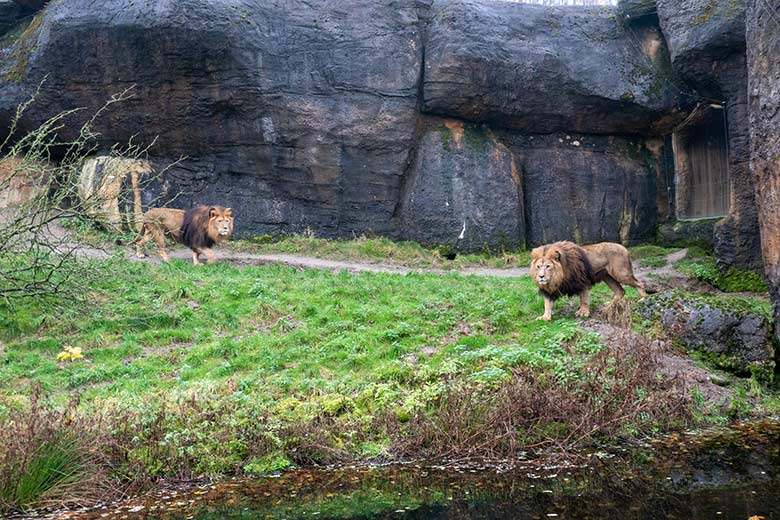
(0, 388), (107, 515)
(57, 345), (84, 362)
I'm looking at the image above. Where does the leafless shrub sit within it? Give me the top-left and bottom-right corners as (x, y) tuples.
(599, 299), (633, 328)
(0, 83), (181, 302)
(392, 335), (693, 462)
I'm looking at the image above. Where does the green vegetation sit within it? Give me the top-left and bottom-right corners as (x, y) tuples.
(0, 252), (694, 512)
(232, 234), (532, 269)
(1, 256), (614, 403)
(629, 244), (678, 268)
(1, 234), (776, 513)
(675, 247), (768, 293)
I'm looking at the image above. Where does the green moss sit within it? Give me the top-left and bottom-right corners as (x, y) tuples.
(676, 257), (769, 294)
(243, 452), (294, 475)
(3, 11), (45, 83)
(692, 0), (718, 27)
(717, 268), (769, 293)
(436, 126), (452, 153)
(463, 124), (490, 154)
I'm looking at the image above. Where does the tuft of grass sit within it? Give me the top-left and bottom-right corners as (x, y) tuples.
(2, 436), (90, 511)
(0, 389), (110, 515)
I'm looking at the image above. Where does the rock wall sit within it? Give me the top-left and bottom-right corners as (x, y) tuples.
(393, 119), (525, 252)
(747, 0), (780, 345)
(423, 0), (682, 134)
(0, 0), (768, 260)
(506, 133), (661, 246)
(656, 0), (761, 270)
(0, 0), (427, 240)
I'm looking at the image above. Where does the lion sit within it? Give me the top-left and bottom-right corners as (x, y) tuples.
(133, 205), (233, 265)
(530, 241), (655, 321)
(132, 208), (186, 263)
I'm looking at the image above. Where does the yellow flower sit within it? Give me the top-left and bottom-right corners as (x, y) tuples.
(57, 345), (85, 362)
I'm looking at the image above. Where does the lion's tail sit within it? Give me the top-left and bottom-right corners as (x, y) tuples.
(643, 282), (660, 295)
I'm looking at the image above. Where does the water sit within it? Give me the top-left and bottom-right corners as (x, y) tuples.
(57, 421), (780, 520)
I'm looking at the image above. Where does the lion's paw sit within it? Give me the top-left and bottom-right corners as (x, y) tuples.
(536, 315), (552, 322)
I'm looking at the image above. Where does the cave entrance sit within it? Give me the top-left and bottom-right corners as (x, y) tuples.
(672, 105), (730, 221)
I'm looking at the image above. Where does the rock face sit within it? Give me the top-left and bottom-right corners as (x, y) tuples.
(618, 0), (658, 20)
(636, 291), (775, 380)
(0, 156), (50, 224)
(747, 0), (780, 349)
(0, 0), (770, 261)
(393, 119), (524, 252)
(424, 0), (682, 135)
(657, 0), (761, 271)
(0, 0), (427, 240)
(0, 0), (34, 36)
(656, 0), (746, 88)
(508, 133), (661, 246)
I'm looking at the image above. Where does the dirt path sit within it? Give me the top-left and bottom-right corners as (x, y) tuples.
(127, 248), (533, 277)
(83, 245), (686, 281)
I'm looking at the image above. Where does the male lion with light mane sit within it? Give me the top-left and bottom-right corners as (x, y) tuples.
(530, 241), (656, 321)
(133, 205), (233, 265)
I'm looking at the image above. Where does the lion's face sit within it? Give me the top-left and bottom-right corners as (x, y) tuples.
(531, 246), (564, 291)
(208, 207), (234, 240)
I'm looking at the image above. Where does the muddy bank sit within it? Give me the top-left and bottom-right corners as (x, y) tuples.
(28, 420), (780, 520)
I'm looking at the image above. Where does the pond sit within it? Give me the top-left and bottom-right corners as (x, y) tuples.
(52, 421), (780, 520)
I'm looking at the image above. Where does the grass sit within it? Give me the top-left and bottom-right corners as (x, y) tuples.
(230, 233), (532, 270)
(2, 256), (617, 403)
(0, 253), (687, 504)
(675, 246), (769, 293)
(0, 237), (774, 513)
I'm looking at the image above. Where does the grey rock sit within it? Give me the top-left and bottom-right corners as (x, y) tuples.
(656, 0), (746, 88)
(618, 0), (658, 20)
(393, 119), (524, 252)
(657, 219), (716, 249)
(0, 0), (29, 36)
(423, 0), (684, 135)
(506, 133), (660, 246)
(0, 0), (427, 240)
(636, 290), (775, 379)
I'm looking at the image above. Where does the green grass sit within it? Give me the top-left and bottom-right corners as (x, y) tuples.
(1, 257), (625, 405)
(629, 244), (678, 268)
(674, 247), (769, 293)
(0, 436), (89, 511)
(231, 234), (532, 270)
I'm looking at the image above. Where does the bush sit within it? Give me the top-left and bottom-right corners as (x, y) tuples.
(0, 389), (111, 515)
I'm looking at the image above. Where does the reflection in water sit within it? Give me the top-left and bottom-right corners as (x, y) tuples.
(61, 421), (780, 520)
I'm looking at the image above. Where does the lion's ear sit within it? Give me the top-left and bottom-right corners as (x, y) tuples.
(531, 246), (544, 260)
(209, 207), (219, 219)
(548, 247), (562, 262)
(224, 208), (233, 218)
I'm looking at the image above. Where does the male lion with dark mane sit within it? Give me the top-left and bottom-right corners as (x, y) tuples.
(133, 205), (233, 265)
(530, 241), (655, 321)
